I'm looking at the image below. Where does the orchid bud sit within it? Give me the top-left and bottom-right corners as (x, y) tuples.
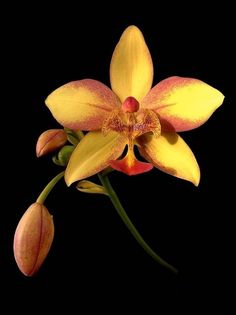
(52, 145), (75, 166)
(13, 202), (54, 276)
(36, 129), (67, 157)
(58, 145), (74, 165)
(64, 128), (81, 146)
(77, 180), (108, 195)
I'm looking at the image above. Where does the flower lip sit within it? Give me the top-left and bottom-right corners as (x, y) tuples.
(122, 96), (140, 113)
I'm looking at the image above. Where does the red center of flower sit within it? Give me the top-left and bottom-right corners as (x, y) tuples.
(121, 96), (140, 113)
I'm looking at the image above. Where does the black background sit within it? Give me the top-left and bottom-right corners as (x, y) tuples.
(1, 3), (233, 312)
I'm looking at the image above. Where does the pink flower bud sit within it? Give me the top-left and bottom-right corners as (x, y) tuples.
(36, 129), (67, 157)
(13, 202), (54, 276)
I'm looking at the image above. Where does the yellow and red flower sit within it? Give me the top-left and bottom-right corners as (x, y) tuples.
(46, 26), (224, 186)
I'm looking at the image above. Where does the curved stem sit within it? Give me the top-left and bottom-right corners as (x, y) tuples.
(37, 171), (65, 204)
(98, 174), (178, 274)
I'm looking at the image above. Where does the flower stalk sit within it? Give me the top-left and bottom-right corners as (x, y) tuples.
(37, 171), (65, 204)
(98, 173), (178, 274)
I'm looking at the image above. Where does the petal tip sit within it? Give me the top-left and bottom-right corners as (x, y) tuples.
(64, 172), (73, 187)
(45, 95), (52, 109)
(190, 165), (200, 187)
(217, 91), (225, 108)
(124, 25), (142, 36)
(192, 175), (200, 187)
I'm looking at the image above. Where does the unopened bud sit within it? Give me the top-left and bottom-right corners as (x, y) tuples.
(77, 180), (108, 195)
(13, 202), (54, 276)
(36, 129), (67, 157)
(64, 128), (84, 146)
(58, 145), (74, 165)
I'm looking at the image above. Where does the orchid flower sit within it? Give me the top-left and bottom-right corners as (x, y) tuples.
(13, 26), (224, 276)
(46, 25), (224, 186)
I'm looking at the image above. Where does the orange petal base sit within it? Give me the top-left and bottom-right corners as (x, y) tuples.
(110, 156), (153, 175)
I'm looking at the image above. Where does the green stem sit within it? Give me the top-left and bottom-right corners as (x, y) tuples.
(98, 174), (178, 274)
(37, 171), (65, 204)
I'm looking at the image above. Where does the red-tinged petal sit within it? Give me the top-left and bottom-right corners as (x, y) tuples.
(137, 132), (200, 186)
(46, 79), (121, 130)
(110, 144), (153, 175)
(65, 131), (127, 185)
(110, 157), (153, 175)
(141, 76), (224, 132)
(110, 25), (153, 102)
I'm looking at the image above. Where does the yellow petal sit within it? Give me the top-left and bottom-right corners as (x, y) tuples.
(65, 131), (127, 185)
(141, 76), (224, 131)
(110, 25), (153, 102)
(138, 132), (200, 186)
(46, 79), (120, 130)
